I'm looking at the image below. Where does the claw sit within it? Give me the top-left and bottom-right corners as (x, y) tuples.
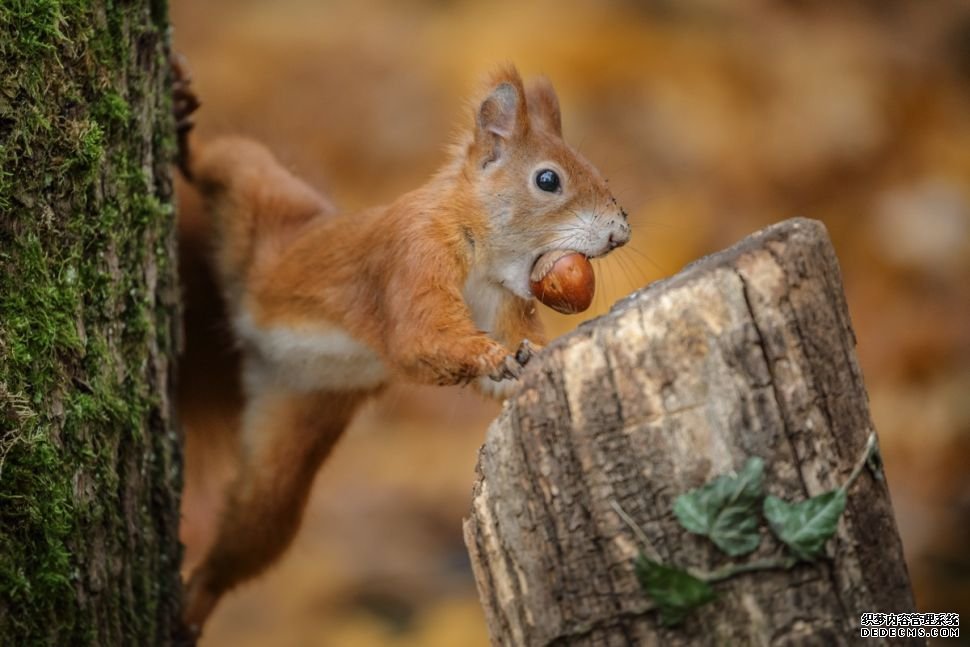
(171, 52), (201, 125)
(515, 339), (537, 366)
(487, 339), (541, 383)
(501, 355), (522, 380)
(489, 354), (522, 382)
(170, 52), (201, 178)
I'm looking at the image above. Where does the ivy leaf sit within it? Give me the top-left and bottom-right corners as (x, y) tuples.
(672, 457), (764, 556)
(763, 489), (846, 560)
(634, 553), (716, 626)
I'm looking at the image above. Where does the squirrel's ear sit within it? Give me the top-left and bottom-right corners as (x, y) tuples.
(526, 77), (561, 135)
(474, 68), (528, 167)
(478, 82), (521, 139)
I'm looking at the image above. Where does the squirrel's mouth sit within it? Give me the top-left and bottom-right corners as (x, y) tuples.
(529, 250), (586, 284)
(498, 241), (612, 304)
(528, 250), (596, 315)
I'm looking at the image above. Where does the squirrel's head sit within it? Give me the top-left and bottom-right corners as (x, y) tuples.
(461, 65), (630, 299)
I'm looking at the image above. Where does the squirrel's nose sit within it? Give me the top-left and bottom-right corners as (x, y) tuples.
(608, 218), (631, 249)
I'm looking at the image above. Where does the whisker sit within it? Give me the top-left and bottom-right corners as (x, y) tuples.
(600, 254), (622, 313)
(541, 229), (584, 246)
(623, 216), (687, 231)
(592, 259), (605, 315)
(621, 244), (669, 276)
(612, 252), (640, 292)
(611, 250), (647, 284)
(551, 230), (584, 247)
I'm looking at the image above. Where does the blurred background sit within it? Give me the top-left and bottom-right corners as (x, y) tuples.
(172, 0), (970, 644)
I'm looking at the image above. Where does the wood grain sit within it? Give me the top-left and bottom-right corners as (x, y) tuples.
(464, 218), (918, 646)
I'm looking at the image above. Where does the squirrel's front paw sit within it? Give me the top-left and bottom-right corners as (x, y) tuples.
(171, 53), (200, 133)
(484, 339), (538, 383)
(487, 353), (523, 382)
(171, 53), (200, 178)
(477, 375), (518, 399)
(476, 340), (541, 399)
(514, 339), (540, 366)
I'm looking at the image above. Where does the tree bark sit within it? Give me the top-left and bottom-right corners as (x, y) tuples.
(464, 218), (918, 646)
(0, 1), (181, 644)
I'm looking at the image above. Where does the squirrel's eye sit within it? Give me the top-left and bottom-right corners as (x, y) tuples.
(535, 169), (560, 193)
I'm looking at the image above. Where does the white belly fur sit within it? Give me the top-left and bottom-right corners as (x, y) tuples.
(234, 271), (505, 395)
(462, 266), (504, 334)
(463, 268), (521, 398)
(235, 312), (388, 393)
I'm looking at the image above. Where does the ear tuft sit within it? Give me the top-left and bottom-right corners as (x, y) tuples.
(473, 65), (528, 167)
(526, 76), (562, 135)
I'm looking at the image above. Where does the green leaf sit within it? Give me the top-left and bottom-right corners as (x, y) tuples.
(672, 457), (765, 556)
(634, 554), (716, 626)
(763, 489), (846, 560)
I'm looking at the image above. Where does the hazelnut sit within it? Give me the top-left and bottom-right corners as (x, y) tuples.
(529, 250), (595, 314)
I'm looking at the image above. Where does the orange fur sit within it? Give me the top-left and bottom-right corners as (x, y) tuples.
(182, 387), (371, 630)
(177, 65), (630, 633)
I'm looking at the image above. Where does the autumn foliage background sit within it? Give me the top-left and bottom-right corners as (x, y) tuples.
(172, 1), (970, 645)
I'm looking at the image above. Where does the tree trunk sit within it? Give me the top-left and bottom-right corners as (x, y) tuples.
(464, 218), (918, 646)
(0, 1), (181, 644)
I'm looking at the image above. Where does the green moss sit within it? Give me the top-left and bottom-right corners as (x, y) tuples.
(0, 0), (181, 643)
(0, 0), (68, 57)
(64, 119), (106, 178)
(95, 91), (131, 126)
(0, 235), (85, 394)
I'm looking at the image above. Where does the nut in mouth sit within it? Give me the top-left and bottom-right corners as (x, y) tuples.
(529, 250), (595, 315)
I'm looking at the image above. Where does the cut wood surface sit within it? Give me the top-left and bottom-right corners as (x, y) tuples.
(463, 218), (919, 646)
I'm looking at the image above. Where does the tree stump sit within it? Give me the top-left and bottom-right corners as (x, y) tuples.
(463, 218), (918, 646)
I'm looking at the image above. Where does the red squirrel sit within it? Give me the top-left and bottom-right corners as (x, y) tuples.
(173, 61), (630, 632)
